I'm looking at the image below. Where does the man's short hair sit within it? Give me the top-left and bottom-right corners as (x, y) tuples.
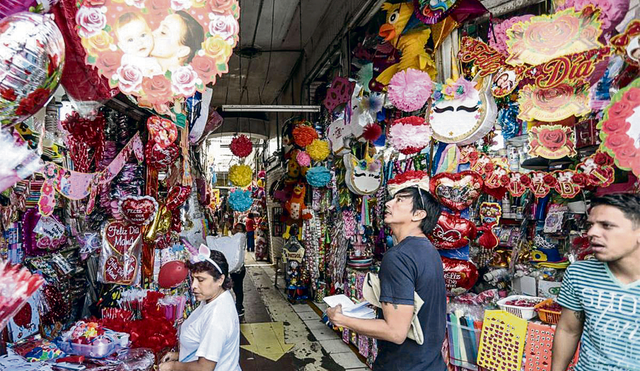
(395, 187), (441, 235)
(591, 193), (640, 228)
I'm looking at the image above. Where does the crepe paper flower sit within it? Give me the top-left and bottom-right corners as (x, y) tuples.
(228, 189), (253, 212)
(387, 170), (430, 196)
(306, 139), (330, 161)
(362, 123), (382, 142)
(306, 166), (332, 188)
(228, 164), (252, 187)
(296, 151), (311, 167)
(292, 125), (318, 147)
(229, 135), (253, 158)
(432, 77), (477, 103)
(388, 69), (433, 112)
(388, 116), (433, 155)
(361, 92), (385, 115)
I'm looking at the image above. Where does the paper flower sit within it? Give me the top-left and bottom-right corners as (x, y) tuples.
(228, 164), (252, 187)
(362, 123), (382, 143)
(228, 189), (253, 212)
(230, 135), (253, 158)
(292, 125), (318, 147)
(306, 166), (332, 187)
(388, 116), (433, 155)
(306, 139), (330, 161)
(388, 69), (433, 112)
(432, 77), (476, 103)
(296, 151), (311, 167)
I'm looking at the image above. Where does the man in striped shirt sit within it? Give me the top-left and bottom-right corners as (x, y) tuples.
(552, 193), (640, 371)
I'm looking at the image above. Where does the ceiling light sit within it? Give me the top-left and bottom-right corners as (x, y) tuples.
(221, 105), (321, 113)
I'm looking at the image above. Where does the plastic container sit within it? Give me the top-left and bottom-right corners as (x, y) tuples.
(56, 340), (117, 359)
(497, 295), (545, 320)
(535, 298), (562, 325)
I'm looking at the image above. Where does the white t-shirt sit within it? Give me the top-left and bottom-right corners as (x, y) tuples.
(179, 290), (241, 371)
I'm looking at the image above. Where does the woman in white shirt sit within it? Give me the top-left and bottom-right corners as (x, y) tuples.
(159, 247), (241, 371)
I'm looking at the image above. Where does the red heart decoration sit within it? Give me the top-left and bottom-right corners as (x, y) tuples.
(166, 185), (191, 211)
(119, 196), (159, 225)
(104, 255), (137, 284)
(146, 116), (177, 149)
(104, 221), (141, 254)
(430, 171), (483, 211)
(145, 141), (180, 169)
(441, 256), (479, 295)
(428, 212), (477, 249)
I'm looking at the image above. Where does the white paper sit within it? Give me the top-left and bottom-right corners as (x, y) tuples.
(323, 294), (375, 319)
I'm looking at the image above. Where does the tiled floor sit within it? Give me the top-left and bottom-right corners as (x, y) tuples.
(236, 252), (369, 371)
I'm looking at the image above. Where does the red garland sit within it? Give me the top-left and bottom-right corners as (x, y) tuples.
(362, 123), (382, 142)
(229, 135), (253, 158)
(292, 125), (318, 147)
(388, 170), (429, 186)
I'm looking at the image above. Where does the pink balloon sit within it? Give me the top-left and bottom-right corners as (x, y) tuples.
(0, 0), (58, 19)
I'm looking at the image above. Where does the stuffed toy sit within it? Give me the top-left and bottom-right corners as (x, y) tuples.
(283, 183), (312, 239)
(476, 202), (502, 250)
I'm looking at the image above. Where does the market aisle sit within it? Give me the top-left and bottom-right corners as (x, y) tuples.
(237, 253), (369, 371)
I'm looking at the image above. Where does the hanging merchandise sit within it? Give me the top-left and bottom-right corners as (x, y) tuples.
(429, 171), (483, 212)
(157, 260), (188, 289)
(229, 134), (253, 158)
(324, 77), (356, 113)
(306, 166), (332, 188)
(146, 141), (180, 170)
(98, 220), (142, 285)
(296, 151), (312, 167)
(388, 116), (433, 155)
(283, 183), (313, 239)
(387, 68), (433, 112)
(228, 164), (252, 188)
(228, 189), (253, 212)
(22, 209), (67, 255)
(428, 212), (477, 249)
(528, 125), (577, 159)
(118, 196), (159, 226)
(610, 20), (640, 67)
(476, 202), (502, 249)
(146, 116), (178, 149)
(306, 139), (330, 162)
(0, 12), (65, 127)
(0, 129), (44, 193)
(0, 261), (44, 331)
(343, 152), (383, 195)
(293, 122), (319, 147)
(412, 0), (458, 24)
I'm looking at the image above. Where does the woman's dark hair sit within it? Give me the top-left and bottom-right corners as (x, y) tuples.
(175, 10), (204, 64)
(591, 193), (640, 228)
(395, 187), (441, 235)
(186, 250), (233, 290)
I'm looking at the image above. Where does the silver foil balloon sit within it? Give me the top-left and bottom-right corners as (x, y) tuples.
(0, 0), (60, 19)
(0, 12), (65, 127)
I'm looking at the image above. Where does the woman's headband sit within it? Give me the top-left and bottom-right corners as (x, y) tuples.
(190, 244), (223, 275)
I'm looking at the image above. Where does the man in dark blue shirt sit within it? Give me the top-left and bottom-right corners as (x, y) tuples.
(327, 171), (446, 370)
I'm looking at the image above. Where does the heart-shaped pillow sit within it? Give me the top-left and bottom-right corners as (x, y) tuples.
(441, 257), (479, 295)
(119, 196), (159, 226)
(430, 171), (483, 211)
(145, 141), (180, 169)
(147, 116), (178, 149)
(428, 212), (477, 249)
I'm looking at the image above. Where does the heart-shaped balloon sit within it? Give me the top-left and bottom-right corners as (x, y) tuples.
(104, 220), (141, 254)
(430, 171), (483, 211)
(158, 261), (188, 288)
(145, 141), (180, 169)
(441, 257), (479, 295)
(166, 186), (191, 211)
(119, 196), (158, 226)
(428, 212), (477, 249)
(146, 116), (177, 149)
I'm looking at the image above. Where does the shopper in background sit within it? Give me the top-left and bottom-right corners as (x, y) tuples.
(222, 215), (234, 237)
(552, 193), (640, 371)
(231, 223), (247, 318)
(245, 213), (256, 252)
(159, 249), (240, 371)
(326, 172), (446, 371)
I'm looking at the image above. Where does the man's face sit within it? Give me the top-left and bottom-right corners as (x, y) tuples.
(384, 191), (416, 226)
(587, 205), (640, 262)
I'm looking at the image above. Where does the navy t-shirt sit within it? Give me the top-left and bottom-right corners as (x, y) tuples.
(373, 236), (446, 371)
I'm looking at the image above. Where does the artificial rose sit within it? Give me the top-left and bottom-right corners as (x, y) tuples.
(210, 0), (235, 12)
(142, 75), (173, 105)
(191, 55), (218, 81)
(538, 128), (567, 151)
(171, 0), (192, 11)
(125, 0), (146, 8)
(605, 132), (634, 150)
(75, 6), (107, 38)
(82, 0), (106, 6)
(602, 117), (631, 134)
(623, 87), (640, 105)
(171, 66), (199, 97)
(81, 31), (113, 55)
(608, 100), (634, 120)
(209, 13), (239, 44)
(572, 173), (587, 187)
(543, 174), (557, 186)
(15, 88), (51, 116)
(116, 64), (144, 94)
(202, 36), (232, 63)
(148, 0), (170, 16)
(96, 50), (123, 78)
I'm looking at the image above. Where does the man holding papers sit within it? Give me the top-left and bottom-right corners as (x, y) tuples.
(327, 171), (446, 370)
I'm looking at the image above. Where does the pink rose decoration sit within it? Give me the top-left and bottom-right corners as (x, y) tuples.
(171, 66), (200, 97)
(75, 6), (107, 38)
(116, 64), (144, 94)
(125, 0), (146, 8)
(209, 13), (239, 44)
(171, 0), (192, 10)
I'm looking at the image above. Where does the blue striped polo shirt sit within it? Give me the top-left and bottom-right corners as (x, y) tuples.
(558, 260), (640, 371)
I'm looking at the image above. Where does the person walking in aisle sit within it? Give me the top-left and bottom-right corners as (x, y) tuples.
(552, 193), (640, 371)
(245, 213), (256, 252)
(231, 223), (247, 318)
(327, 171), (446, 371)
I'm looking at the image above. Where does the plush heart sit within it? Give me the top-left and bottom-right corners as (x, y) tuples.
(166, 186), (191, 211)
(430, 171), (483, 211)
(104, 221), (141, 254)
(158, 261), (188, 288)
(146, 116), (177, 149)
(428, 212), (477, 249)
(104, 255), (137, 284)
(146, 141), (180, 169)
(441, 257), (479, 295)
(119, 196), (159, 225)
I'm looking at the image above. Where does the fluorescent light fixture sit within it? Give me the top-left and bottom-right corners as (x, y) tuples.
(221, 105), (321, 113)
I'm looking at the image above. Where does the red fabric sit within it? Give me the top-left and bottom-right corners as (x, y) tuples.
(245, 217), (255, 232)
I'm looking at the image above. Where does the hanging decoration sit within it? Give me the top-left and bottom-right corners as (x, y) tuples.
(343, 152), (383, 195)
(528, 125), (577, 159)
(228, 164), (252, 188)
(296, 151), (311, 167)
(75, 0), (239, 111)
(553, 0), (630, 35)
(488, 15), (533, 57)
(146, 116), (177, 149)
(362, 123), (382, 143)
(61, 111), (106, 173)
(428, 212), (478, 250)
(306, 139), (330, 162)
(324, 77), (355, 112)
(388, 68), (433, 112)
(597, 77), (640, 177)
(476, 202), (502, 249)
(145, 141), (180, 170)
(388, 116), (433, 155)
(0, 12), (65, 127)
(430, 171), (483, 211)
(0, 261), (44, 332)
(441, 256), (479, 295)
(118, 196), (159, 226)
(610, 19), (640, 67)
(306, 166), (332, 188)
(412, 0), (458, 24)
(228, 189), (253, 212)
(293, 123), (319, 147)
(99, 221), (142, 285)
(158, 261), (188, 289)
(229, 135), (253, 158)
(387, 170), (431, 196)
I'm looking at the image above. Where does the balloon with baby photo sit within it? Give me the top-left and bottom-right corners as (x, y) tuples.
(75, 0), (239, 112)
